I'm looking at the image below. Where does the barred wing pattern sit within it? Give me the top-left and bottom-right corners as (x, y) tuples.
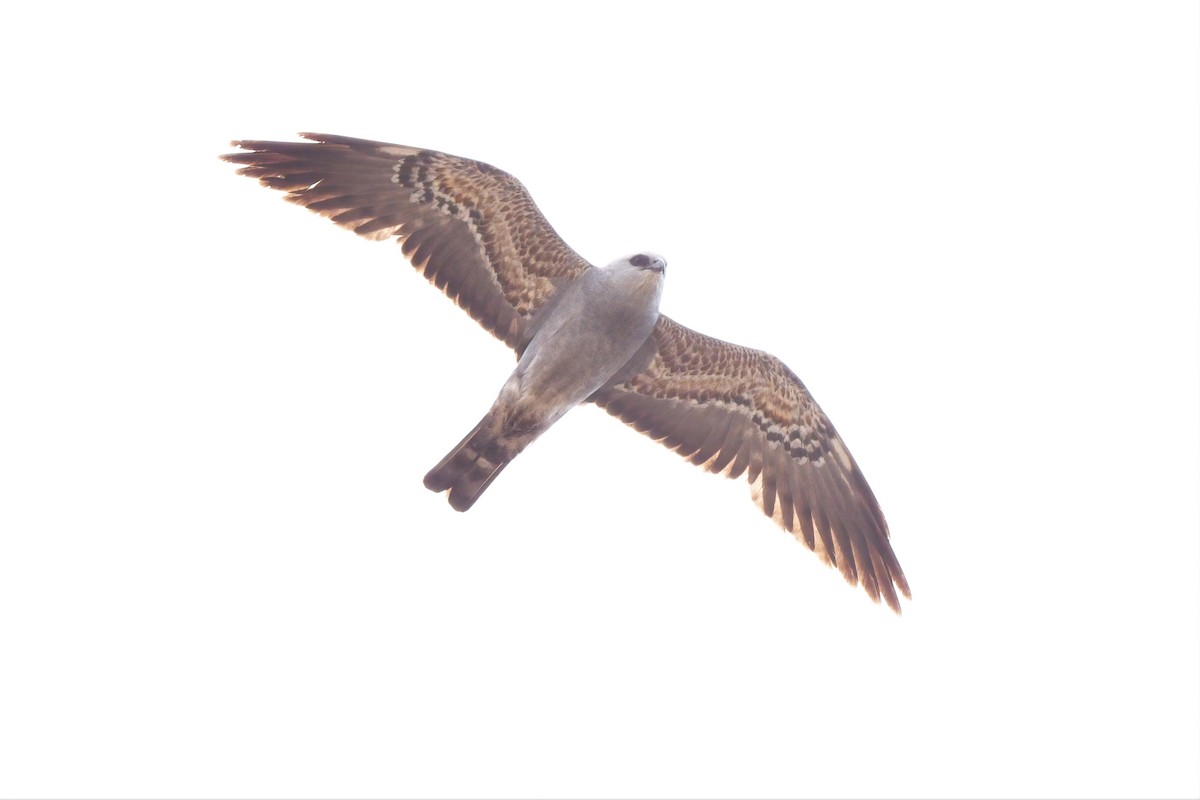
(594, 316), (910, 612)
(222, 133), (591, 349)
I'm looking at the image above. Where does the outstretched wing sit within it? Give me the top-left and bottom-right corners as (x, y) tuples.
(593, 315), (910, 612)
(222, 133), (591, 349)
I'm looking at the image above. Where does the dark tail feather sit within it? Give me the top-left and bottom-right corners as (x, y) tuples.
(423, 418), (512, 512)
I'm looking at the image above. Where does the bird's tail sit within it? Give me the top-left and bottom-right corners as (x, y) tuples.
(423, 415), (514, 512)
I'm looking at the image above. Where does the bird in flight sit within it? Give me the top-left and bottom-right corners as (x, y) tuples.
(222, 133), (910, 612)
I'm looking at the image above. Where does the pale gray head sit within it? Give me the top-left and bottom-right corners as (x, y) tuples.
(605, 253), (667, 274)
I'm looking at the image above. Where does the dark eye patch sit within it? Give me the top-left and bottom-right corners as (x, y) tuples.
(630, 254), (651, 268)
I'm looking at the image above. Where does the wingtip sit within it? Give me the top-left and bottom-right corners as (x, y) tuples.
(850, 558), (908, 614)
(883, 579), (910, 615)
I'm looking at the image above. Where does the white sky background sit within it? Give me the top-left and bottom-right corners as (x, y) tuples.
(1, 2), (1197, 798)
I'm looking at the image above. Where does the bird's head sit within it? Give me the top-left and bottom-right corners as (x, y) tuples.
(607, 252), (667, 275)
(599, 253), (666, 307)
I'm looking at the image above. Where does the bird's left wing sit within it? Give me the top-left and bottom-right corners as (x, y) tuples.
(592, 315), (910, 612)
(222, 134), (591, 350)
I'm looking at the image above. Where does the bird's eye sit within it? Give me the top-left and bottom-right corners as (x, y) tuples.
(630, 254), (651, 268)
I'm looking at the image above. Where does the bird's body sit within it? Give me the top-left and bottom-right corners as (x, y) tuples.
(425, 254), (666, 511)
(222, 133), (911, 612)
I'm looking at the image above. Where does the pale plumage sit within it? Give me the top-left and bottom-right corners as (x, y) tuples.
(222, 133), (910, 612)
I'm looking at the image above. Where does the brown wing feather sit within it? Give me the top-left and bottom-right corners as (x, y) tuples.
(593, 315), (910, 613)
(221, 133), (591, 349)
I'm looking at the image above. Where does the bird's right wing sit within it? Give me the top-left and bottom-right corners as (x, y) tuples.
(222, 133), (592, 350)
(593, 315), (910, 612)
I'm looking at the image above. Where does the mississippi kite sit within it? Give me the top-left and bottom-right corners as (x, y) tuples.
(222, 134), (911, 612)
